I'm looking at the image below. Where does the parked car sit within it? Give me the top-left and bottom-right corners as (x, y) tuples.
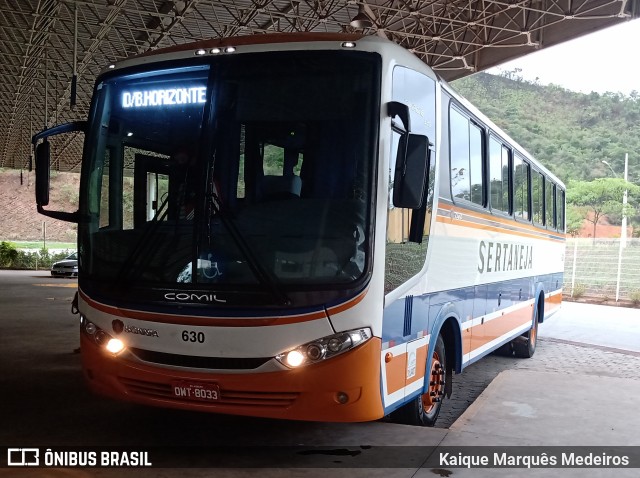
(51, 252), (78, 278)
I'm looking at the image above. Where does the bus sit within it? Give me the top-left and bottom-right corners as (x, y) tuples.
(33, 32), (565, 426)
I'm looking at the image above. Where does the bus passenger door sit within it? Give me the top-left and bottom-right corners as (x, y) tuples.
(404, 336), (429, 400)
(380, 292), (432, 409)
(380, 318), (429, 408)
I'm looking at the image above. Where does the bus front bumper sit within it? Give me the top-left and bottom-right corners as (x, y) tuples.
(81, 335), (384, 422)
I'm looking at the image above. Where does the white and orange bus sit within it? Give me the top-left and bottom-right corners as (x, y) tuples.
(33, 33), (565, 426)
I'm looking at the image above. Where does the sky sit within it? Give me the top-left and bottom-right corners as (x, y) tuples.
(487, 19), (640, 96)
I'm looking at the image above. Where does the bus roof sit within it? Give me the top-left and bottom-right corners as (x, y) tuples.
(134, 32), (365, 59)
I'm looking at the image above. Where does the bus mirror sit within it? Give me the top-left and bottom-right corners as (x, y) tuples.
(393, 134), (429, 209)
(35, 140), (51, 207)
(30, 121), (86, 223)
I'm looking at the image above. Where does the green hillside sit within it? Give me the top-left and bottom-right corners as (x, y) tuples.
(451, 71), (640, 184)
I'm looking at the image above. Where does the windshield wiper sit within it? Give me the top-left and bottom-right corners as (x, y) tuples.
(206, 191), (292, 306)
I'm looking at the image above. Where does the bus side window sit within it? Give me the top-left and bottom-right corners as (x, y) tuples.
(450, 106), (484, 206)
(556, 189), (565, 232)
(514, 155), (530, 221)
(489, 137), (511, 214)
(532, 170), (544, 225)
(545, 178), (556, 229)
(450, 108), (471, 201)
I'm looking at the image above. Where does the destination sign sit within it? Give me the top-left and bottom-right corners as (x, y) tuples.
(122, 86), (206, 108)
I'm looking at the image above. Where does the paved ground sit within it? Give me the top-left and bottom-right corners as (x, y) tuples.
(436, 301), (640, 428)
(539, 301), (640, 352)
(437, 336), (640, 428)
(2, 271), (639, 477)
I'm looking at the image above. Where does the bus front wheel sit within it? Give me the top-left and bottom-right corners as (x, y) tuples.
(395, 334), (446, 427)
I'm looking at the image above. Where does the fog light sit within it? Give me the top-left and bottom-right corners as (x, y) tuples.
(85, 322), (97, 335)
(336, 392), (349, 404)
(106, 338), (125, 354)
(94, 330), (108, 346)
(285, 350), (305, 367)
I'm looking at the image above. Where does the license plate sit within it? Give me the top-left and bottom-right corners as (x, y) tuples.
(171, 381), (220, 402)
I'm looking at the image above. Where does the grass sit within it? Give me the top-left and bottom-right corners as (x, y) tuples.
(3, 240), (76, 250)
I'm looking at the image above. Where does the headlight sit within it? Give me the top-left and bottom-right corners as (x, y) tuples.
(276, 328), (372, 369)
(106, 338), (125, 354)
(80, 316), (126, 356)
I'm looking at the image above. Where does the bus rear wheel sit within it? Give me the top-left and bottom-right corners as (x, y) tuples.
(395, 335), (446, 427)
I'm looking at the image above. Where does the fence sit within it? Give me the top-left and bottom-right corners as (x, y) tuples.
(564, 238), (640, 303)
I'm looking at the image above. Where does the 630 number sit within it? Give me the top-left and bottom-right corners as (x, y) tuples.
(181, 330), (205, 343)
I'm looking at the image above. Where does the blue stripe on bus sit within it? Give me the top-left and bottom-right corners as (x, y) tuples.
(382, 272), (562, 346)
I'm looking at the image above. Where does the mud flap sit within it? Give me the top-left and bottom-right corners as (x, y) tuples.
(445, 366), (453, 399)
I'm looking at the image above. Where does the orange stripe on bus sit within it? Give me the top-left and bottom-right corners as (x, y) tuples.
(546, 291), (563, 305)
(439, 202), (564, 237)
(385, 352), (407, 395)
(545, 291), (563, 314)
(438, 202), (566, 241)
(468, 304), (534, 353)
(327, 289), (368, 315)
(436, 215), (561, 243)
(462, 327), (473, 355)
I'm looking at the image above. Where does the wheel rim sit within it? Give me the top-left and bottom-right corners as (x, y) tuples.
(422, 351), (444, 414)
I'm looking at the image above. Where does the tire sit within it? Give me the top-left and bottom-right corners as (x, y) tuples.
(513, 304), (539, 359)
(493, 342), (514, 357)
(394, 334), (446, 427)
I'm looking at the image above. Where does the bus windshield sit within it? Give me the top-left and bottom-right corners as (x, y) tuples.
(80, 52), (379, 303)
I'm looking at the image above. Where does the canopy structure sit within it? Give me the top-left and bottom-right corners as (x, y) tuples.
(1, 0), (638, 172)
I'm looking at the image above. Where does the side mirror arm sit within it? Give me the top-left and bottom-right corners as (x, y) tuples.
(387, 101), (411, 134)
(31, 121), (87, 145)
(36, 205), (81, 222)
(32, 120), (87, 224)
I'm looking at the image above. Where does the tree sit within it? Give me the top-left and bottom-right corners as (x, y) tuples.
(565, 206), (584, 237)
(567, 178), (640, 239)
(0, 241), (19, 267)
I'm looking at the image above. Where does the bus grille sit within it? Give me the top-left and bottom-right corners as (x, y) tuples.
(129, 347), (270, 370)
(118, 377), (299, 408)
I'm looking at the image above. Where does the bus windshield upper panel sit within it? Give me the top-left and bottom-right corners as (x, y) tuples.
(82, 52), (379, 296)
